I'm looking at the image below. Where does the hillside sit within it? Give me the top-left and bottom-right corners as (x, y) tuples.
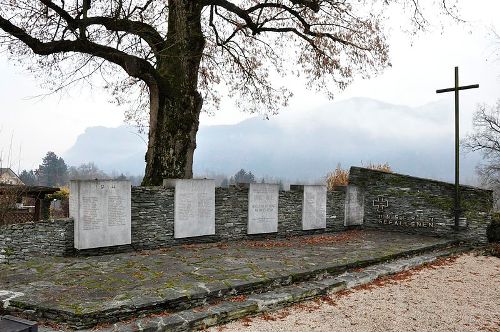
(63, 97), (481, 183)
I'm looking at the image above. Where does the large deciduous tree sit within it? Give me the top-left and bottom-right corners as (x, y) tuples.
(0, 1), (456, 185)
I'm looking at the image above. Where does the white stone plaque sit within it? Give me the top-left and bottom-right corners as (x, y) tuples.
(70, 180), (131, 250)
(248, 183), (279, 234)
(344, 185), (364, 226)
(164, 179), (215, 239)
(302, 185), (327, 230)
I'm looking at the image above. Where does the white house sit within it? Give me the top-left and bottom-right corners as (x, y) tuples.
(0, 168), (24, 185)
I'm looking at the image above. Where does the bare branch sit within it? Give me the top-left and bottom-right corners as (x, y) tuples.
(0, 13), (161, 87)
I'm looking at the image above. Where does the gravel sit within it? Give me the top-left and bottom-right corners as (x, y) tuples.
(213, 254), (500, 332)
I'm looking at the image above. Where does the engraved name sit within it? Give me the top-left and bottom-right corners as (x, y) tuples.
(377, 213), (435, 228)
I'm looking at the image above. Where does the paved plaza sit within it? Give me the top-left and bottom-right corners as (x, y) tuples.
(0, 230), (454, 330)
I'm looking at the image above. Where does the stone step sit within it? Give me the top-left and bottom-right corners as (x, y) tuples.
(40, 245), (469, 332)
(8, 240), (455, 330)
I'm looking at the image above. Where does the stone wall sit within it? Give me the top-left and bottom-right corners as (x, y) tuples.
(1, 186), (346, 260)
(0, 168), (493, 262)
(131, 186), (347, 250)
(348, 167), (493, 243)
(0, 219), (73, 262)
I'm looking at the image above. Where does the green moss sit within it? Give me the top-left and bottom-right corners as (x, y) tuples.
(163, 277), (181, 289)
(114, 293), (132, 301)
(376, 187), (455, 213)
(67, 303), (84, 315)
(133, 272), (146, 280)
(124, 261), (137, 269)
(186, 272), (212, 283)
(386, 176), (410, 187)
(420, 194), (453, 211)
(139, 265), (151, 272)
(222, 273), (250, 281)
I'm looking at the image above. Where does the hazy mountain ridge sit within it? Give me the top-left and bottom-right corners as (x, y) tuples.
(63, 97), (482, 184)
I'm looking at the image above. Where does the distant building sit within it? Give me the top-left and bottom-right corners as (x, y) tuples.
(0, 168), (24, 185)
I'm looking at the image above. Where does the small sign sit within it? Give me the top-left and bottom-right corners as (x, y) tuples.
(0, 315), (38, 332)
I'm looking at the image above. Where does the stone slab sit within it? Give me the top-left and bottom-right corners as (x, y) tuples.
(0, 231), (455, 330)
(70, 180), (131, 250)
(344, 185), (364, 226)
(248, 183), (279, 234)
(70, 246), (447, 332)
(302, 185), (327, 230)
(164, 179), (215, 239)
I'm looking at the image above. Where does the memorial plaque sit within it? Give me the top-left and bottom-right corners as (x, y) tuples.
(344, 185), (364, 226)
(164, 179), (215, 239)
(302, 185), (327, 230)
(70, 180), (131, 250)
(248, 183), (279, 234)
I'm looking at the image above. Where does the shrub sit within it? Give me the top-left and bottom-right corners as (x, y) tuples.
(487, 213), (500, 243)
(363, 161), (392, 173)
(326, 164), (349, 190)
(326, 162), (392, 190)
(46, 187), (69, 201)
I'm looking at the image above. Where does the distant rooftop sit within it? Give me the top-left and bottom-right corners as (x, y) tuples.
(0, 168), (24, 185)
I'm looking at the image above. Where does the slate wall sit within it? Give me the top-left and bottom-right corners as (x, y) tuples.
(348, 167), (493, 243)
(1, 167), (493, 262)
(131, 186), (347, 250)
(0, 219), (73, 262)
(1, 186), (347, 260)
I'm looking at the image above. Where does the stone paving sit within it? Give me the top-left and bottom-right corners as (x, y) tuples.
(0, 230), (454, 329)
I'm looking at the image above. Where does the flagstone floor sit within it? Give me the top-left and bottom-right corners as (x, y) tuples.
(0, 230), (453, 329)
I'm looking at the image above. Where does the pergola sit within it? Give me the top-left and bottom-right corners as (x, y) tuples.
(0, 184), (60, 224)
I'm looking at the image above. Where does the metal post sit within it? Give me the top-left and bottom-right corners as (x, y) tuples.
(436, 67), (478, 229)
(454, 66), (460, 228)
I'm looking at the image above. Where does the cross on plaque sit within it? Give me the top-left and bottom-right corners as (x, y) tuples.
(436, 66), (479, 229)
(373, 196), (388, 212)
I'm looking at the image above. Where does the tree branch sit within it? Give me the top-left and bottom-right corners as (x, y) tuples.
(203, 0), (371, 51)
(78, 17), (165, 55)
(38, 0), (165, 55)
(0, 14), (162, 88)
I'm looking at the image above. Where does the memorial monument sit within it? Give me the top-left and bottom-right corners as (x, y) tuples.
(248, 183), (279, 234)
(164, 179), (216, 238)
(70, 180), (131, 250)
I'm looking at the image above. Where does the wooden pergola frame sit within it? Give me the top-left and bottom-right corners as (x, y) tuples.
(0, 184), (60, 223)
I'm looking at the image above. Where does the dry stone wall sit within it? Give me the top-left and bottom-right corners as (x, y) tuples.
(0, 219), (73, 262)
(1, 167), (493, 262)
(131, 186), (347, 250)
(348, 167), (493, 243)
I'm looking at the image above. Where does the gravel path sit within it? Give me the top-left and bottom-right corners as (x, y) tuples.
(213, 254), (500, 332)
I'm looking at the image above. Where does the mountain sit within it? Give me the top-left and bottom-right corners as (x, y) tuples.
(63, 97), (482, 184)
(64, 125), (147, 175)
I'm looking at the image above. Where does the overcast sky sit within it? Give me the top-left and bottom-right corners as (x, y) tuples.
(0, 1), (499, 173)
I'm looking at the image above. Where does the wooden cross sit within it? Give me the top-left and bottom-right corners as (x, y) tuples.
(436, 67), (479, 229)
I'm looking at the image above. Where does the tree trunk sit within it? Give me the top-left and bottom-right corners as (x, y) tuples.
(142, 0), (205, 186)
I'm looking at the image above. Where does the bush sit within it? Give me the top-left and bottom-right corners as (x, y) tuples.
(46, 187), (69, 201)
(326, 162), (392, 190)
(487, 213), (500, 243)
(326, 164), (349, 190)
(363, 161), (392, 173)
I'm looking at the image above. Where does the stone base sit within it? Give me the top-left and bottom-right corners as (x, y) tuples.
(0, 231), (457, 330)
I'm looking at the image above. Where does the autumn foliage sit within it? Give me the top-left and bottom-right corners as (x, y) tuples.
(326, 163), (392, 190)
(326, 164), (350, 190)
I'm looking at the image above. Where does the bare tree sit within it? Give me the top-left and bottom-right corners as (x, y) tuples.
(464, 101), (500, 186)
(0, 0), (457, 185)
